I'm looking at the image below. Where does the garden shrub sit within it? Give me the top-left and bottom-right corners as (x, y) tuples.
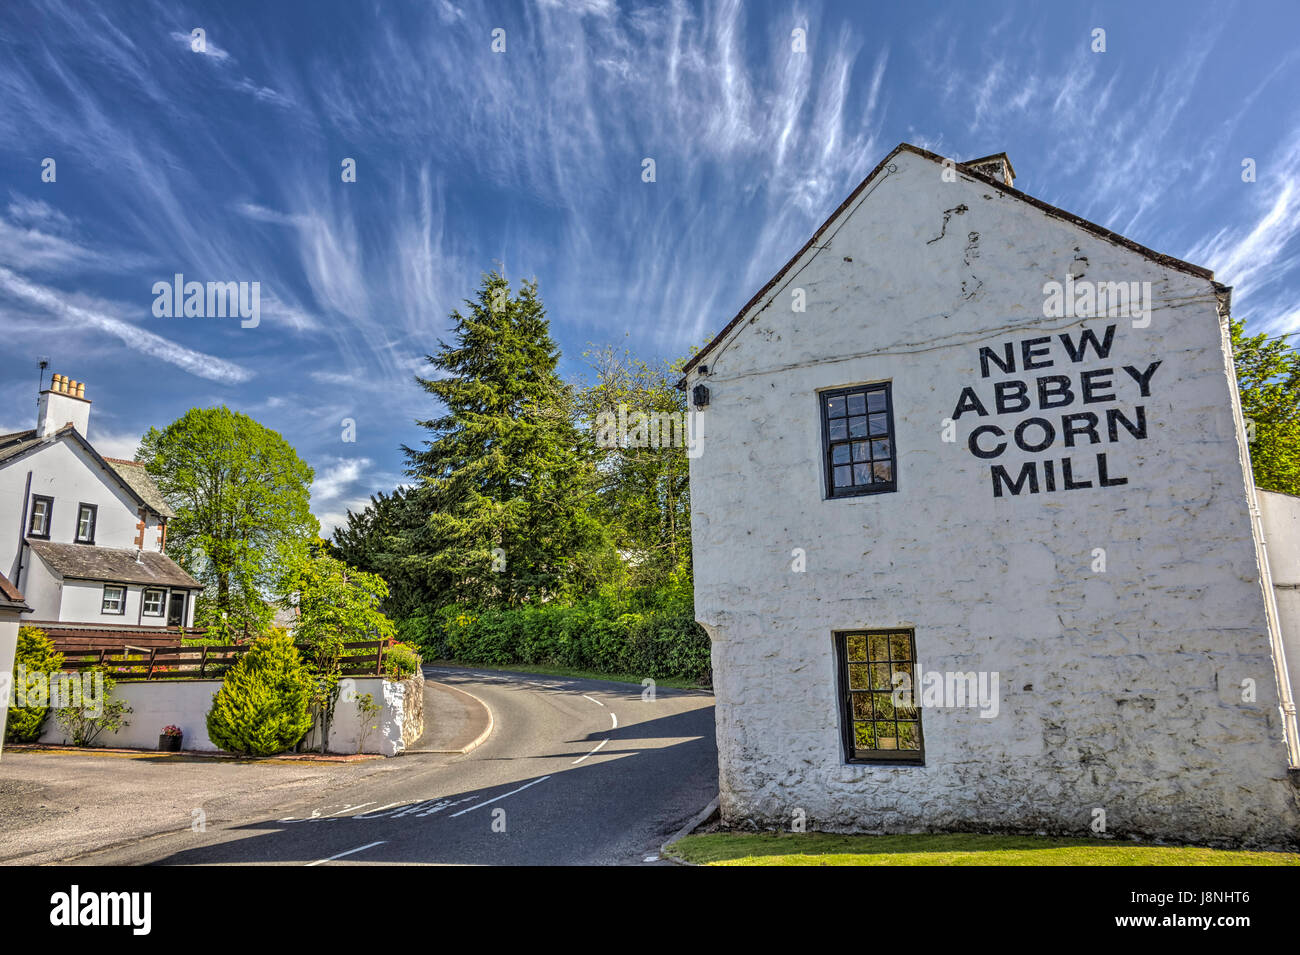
(53, 667), (132, 746)
(383, 641), (422, 680)
(4, 628), (63, 743)
(206, 631), (315, 756)
(400, 594), (712, 685)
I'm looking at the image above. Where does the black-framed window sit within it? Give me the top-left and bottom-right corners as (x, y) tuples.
(29, 495), (53, 538)
(835, 629), (924, 763)
(101, 584), (126, 615)
(821, 383), (897, 498)
(142, 588), (165, 617)
(76, 503), (97, 543)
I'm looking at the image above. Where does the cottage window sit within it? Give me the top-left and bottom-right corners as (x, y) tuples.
(836, 629), (924, 763)
(29, 495), (53, 538)
(101, 584), (126, 615)
(76, 503), (97, 543)
(142, 588), (165, 616)
(821, 383), (897, 498)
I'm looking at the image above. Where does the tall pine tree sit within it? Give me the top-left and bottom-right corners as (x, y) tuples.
(395, 272), (606, 608)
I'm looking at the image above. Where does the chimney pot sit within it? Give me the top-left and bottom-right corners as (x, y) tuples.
(76, 381), (85, 399)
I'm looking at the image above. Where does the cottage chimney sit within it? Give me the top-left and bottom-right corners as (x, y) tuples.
(36, 372), (91, 438)
(964, 152), (1016, 189)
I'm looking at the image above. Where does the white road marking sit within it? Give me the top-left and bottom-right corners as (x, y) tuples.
(582, 694), (605, 707)
(305, 840), (386, 866)
(573, 738), (609, 764)
(331, 802), (373, 816)
(449, 775), (553, 817)
(610, 712), (618, 729)
(352, 801), (404, 819)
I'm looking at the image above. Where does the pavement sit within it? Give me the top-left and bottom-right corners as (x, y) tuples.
(0, 666), (717, 866)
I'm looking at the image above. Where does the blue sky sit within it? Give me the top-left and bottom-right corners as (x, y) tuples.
(1, 0), (1298, 532)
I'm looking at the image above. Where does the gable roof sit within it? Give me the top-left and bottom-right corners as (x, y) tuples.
(679, 142), (1217, 382)
(0, 427), (173, 519)
(27, 539), (200, 589)
(103, 457), (175, 519)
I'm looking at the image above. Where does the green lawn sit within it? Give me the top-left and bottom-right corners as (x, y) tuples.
(424, 659), (705, 690)
(665, 831), (1300, 866)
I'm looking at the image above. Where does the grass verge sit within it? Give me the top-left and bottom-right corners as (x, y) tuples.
(664, 831), (1300, 866)
(424, 659), (706, 690)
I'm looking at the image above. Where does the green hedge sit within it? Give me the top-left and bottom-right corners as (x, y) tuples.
(397, 599), (711, 685)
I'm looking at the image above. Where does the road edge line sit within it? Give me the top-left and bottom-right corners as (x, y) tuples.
(660, 794), (720, 866)
(423, 679), (495, 754)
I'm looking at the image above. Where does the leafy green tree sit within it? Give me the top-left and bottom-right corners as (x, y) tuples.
(1232, 319), (1300, 496)
(137, 407), (318, 635)
(281, 543), (397, 751)
(4, 628), (63, 743)
(205, 631), (315, 756)
(577, 346), (693, 601)
(329, 489), (419, 614)
(395, 272), (606, 608)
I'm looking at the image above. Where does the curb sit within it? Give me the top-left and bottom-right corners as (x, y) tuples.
(419, 679), (495, 754)
(659, 794), (720, 866)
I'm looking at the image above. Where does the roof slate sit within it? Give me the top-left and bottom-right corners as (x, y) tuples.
(27, 539), (200, 589)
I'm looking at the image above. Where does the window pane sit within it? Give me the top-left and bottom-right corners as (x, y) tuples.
(848, 664), (870, 690)
(833, 465), (852, 487)
(874, 693), (896, 720)
(871, 438), (891, 459)
(851, 694), (873, 719)
(846, 633), (867, 661)
(871, 663), (892, 689)
(875, 731), (898, 750)
(869, 413), (889, 436)
(889, 633), (911, 659)
(845, 392), (866, 416)
(868, 634), (890, 660)
(851, 441), (870, 462)
(898, 722), (920, 750)
(826, 396), (845, 418)
(867, 391), (887, 413)
(853, 721), (876, 748)
(832, 444), (850, 465)
(848, 415), (868, 438)
(853, 463), (872, 485)
(873, 461), (893, 482)
(828, 419), (847, 441)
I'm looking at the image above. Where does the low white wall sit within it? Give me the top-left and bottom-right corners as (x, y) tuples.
(34, 670), (424, 756)
(1259, 490), (1300, 715)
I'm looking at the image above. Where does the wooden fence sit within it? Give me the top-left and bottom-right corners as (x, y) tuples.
(58, 640), (389, 682)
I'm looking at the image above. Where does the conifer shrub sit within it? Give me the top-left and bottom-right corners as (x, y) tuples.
(205, 631), (314, 755)
(4, 628), (63, 743)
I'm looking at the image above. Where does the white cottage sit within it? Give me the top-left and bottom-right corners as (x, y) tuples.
(683, 144), (1300, 846)
(0, 374), (200, 637)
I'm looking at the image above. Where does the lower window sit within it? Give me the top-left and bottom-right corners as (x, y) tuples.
(142, 588), (165, 616)
(835, 629), (924, 763)
(102, 584), (126, 615)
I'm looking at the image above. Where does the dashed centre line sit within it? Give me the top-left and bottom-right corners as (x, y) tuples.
(305, 840), (386, 866)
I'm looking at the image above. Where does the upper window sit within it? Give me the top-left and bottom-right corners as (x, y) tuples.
(821, 383), (897, 498)
(29, 495), (53, 538)
(835, 629), (924, 763)
(101, 584), (126, 615)
(76, 503), (97, 544)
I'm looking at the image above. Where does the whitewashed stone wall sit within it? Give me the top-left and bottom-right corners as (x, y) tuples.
(688, 147), (1300, 847)
(34, 672), (423, 756)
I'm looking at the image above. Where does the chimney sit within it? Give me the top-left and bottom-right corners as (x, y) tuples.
(963, 152), (1016, 189)
(36, 372), (92, 438)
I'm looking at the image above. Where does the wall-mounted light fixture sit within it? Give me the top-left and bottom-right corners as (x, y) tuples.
(692, 384), (710, 409)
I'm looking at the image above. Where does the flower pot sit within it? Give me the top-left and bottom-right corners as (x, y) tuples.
(158, 734), (182, 752)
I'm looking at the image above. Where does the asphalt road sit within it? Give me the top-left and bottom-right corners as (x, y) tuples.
(68, 667), (718, 866)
